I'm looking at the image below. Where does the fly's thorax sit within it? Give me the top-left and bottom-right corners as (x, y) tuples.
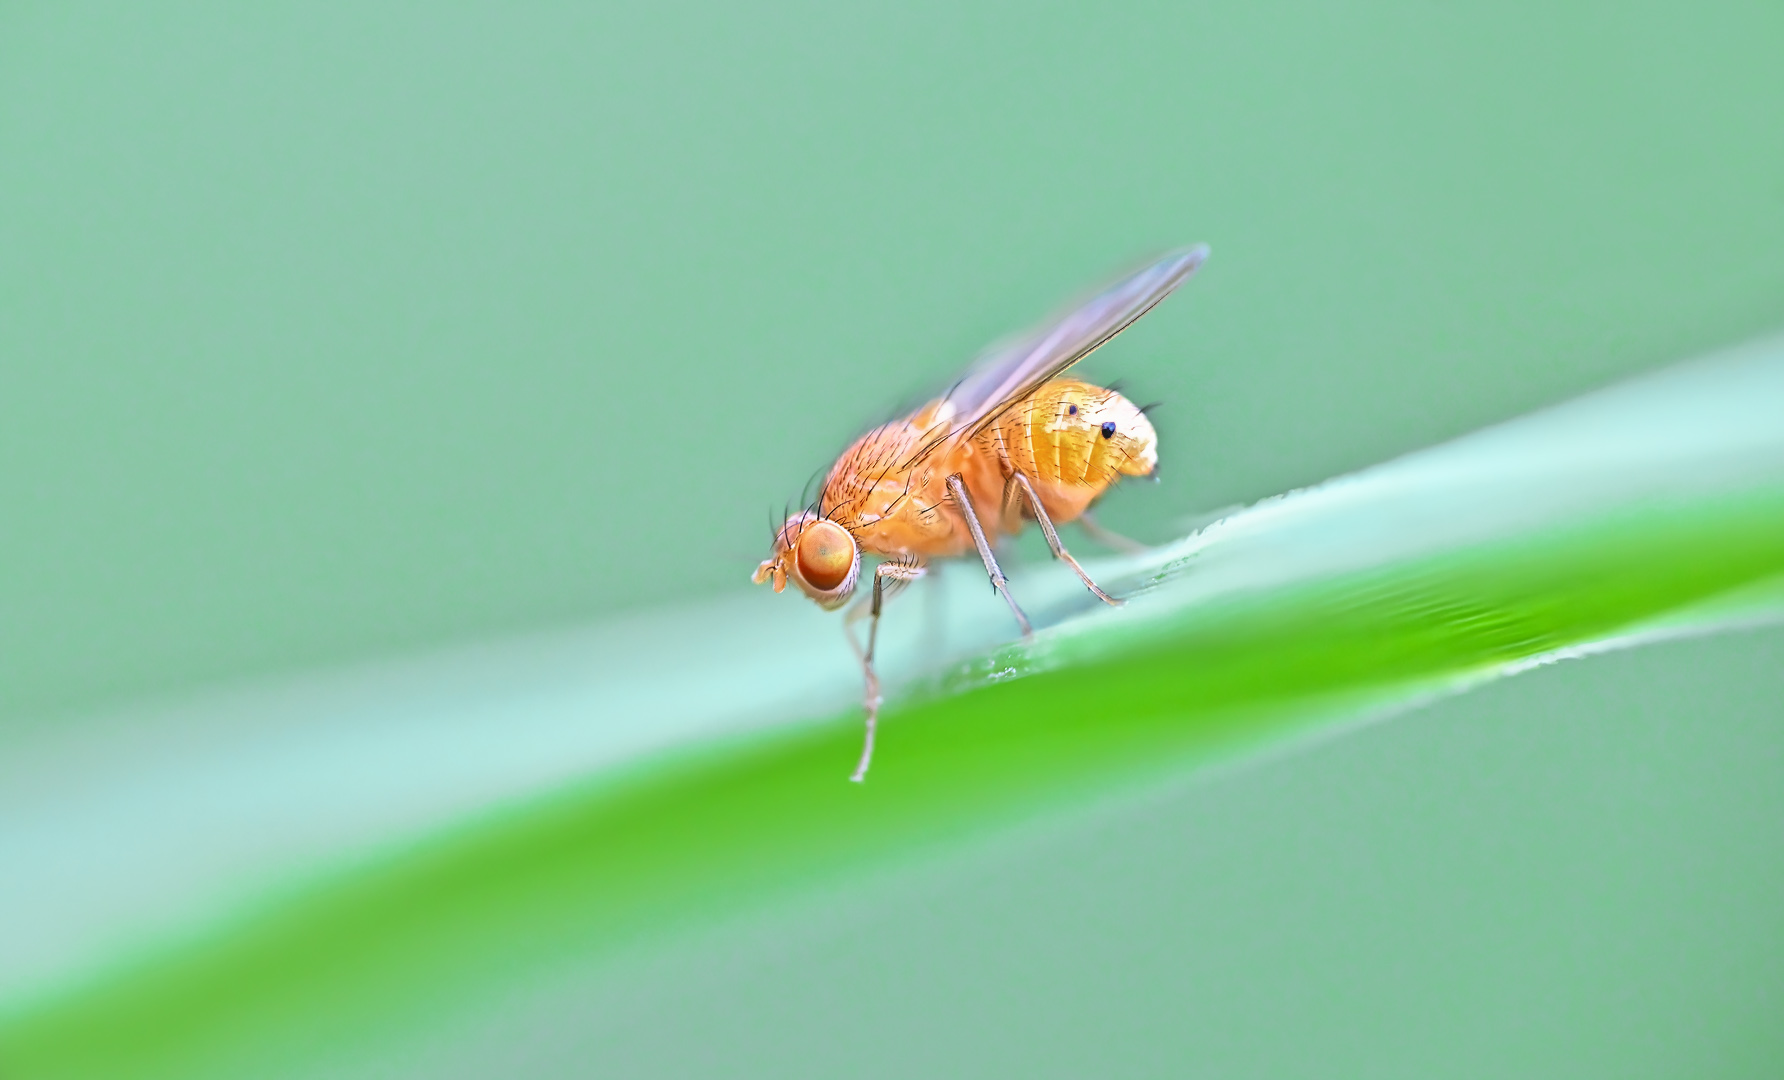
(815, 413), (933, 525)
(989, 379), (1158, 488)
(814, 403), (969, 557)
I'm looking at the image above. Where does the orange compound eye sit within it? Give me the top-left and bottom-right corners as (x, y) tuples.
(795, 519), (855, 592)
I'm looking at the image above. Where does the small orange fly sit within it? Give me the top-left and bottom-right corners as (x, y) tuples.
(755, 246), (1209, 781)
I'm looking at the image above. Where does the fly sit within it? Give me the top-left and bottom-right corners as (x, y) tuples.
(754, 245), (1210, 781)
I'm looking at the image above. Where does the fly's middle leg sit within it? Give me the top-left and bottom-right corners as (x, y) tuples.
(844, 560), (924, 783)
(1005, 472), (1122, 606)
(946, 474), (1032, 638)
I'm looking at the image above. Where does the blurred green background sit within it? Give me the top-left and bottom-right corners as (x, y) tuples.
(4, 0), (1782, 727)
(4, 3), (1784, 1077)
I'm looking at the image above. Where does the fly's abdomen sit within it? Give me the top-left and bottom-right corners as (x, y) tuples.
(984, 379), (1159, 520)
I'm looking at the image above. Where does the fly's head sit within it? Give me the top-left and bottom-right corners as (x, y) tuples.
(752, 511), (860, 609)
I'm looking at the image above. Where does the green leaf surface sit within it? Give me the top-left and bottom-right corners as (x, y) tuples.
(4, 339), (1783, 1079)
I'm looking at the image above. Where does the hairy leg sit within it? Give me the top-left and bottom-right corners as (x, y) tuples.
(844, 560), (925, 783)
(1007, 472), (1121, 606)
(947, 474), (1032, 637)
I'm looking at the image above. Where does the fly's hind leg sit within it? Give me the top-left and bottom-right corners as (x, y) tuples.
(1077, 510), (1148, 554)
(843, 560), (925, 783)
(1005, 472), (1122, 606)
(946, 474), (1033, 638)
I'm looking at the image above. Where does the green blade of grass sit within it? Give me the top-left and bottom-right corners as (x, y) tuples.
(3, 336), (1784, 1078)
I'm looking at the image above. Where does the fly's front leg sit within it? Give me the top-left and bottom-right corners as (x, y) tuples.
(1008, 472), (1121, 606)
(846, 560), (925, 784)
(946, 474), (1032, 638)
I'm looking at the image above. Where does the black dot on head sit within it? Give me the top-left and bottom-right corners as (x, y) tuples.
(1101, 421), (1117, 439)
(1067, 404), (1078, 415)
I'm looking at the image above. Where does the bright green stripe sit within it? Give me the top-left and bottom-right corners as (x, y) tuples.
(6, 494), (1784, 1079)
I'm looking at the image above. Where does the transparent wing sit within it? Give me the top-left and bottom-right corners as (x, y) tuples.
(908, 245), (1209, 465)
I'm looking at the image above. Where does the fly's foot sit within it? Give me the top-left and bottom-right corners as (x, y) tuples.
(850, 699), (879, 784)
